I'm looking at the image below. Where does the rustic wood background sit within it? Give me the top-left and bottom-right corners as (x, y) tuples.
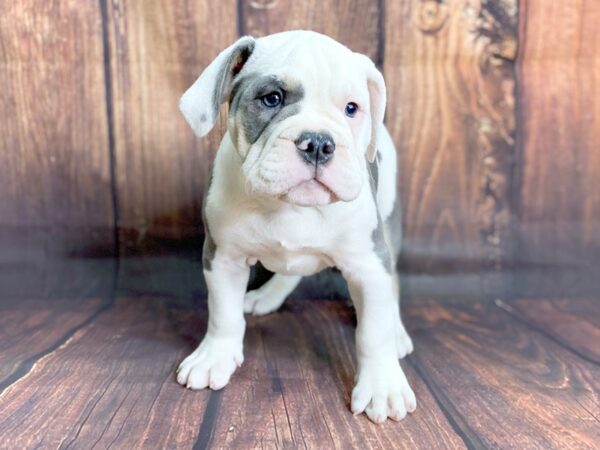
(1, 2), (600, 447)
(1, 0), (599, 298)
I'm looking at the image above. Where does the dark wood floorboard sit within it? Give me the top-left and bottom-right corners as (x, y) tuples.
(0, 297), (108, 390)
(206, 301), (465, 449)
(506, 298), (600, 363)
(0, 294), (598, 449)
(407, 300), (600, 449)
(0, 298), (210, 449)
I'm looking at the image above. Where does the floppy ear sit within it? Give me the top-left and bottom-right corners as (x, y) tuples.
(179, 36), (256, 137)
(355, 53), (387, 163)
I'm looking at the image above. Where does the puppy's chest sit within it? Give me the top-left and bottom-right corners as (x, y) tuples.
(250, 239), (333, 276)
(240, 214), (338, 276)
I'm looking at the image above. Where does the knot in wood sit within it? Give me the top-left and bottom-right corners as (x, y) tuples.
(414, 0), (449, 34)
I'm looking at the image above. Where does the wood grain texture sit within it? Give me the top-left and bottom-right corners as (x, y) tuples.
(240, 0), (381, 63)
(105, 0), (237, 255)
(0, 1), (114, 257)
(0, 297), (210, 449)
(0, 297), (106, 391)
(505, 297), (600, 363)
(517, 0), (600, 268)
(408, 299), (600, 449)
(1, 295), (598, 449)
(205, 301), (465, 449)
(383, 0), (517, 284)
(0, 297), (463, 449)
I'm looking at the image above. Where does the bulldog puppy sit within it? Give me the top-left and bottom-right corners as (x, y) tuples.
(176, 30), (415, 424)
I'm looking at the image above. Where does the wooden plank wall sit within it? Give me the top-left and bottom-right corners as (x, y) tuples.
(105, 0), (237, 256)
(383, 0), (517, 300)
(515, 0), (600, 296)
(1, 0), (599, 298)
(0, 1), (116, 297)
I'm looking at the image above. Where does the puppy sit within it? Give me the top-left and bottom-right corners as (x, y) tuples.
(176, 31), (415, 424)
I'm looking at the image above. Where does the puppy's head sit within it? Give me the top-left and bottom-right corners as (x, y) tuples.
(180, 31), (386, 206)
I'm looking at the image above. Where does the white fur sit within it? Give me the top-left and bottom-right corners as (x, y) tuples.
(244, 274), (301, 315)
(176, 31), (415, 424)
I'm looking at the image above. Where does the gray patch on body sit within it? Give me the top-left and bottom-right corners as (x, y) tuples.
(372, 217), (393, 273)
(368, 153), (380, 191)
(229, 73), (305, 145)
(201, 171), (217, 271)
(385, 190), (402, 267)
(202, 226), (217, 271)
(368, 151), (393, 273)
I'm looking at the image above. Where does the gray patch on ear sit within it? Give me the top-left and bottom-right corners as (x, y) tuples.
(368, 151), (393, 273)
(229, 73), (304, 145)
(211, 41), (256, 123)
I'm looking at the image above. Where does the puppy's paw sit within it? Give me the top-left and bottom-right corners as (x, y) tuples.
(244, 288), (286, 316)
(176, 336), (243, 390)
(351, 359), (417, 424)
(395, 324), (414, 359)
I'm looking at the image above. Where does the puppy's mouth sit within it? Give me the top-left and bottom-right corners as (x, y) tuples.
(281, 177), (339, 206)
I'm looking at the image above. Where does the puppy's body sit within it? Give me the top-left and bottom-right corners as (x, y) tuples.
(206, 126), (396, 277)
(177, 31), (416, 424)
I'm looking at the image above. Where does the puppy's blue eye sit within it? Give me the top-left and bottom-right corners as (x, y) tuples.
(345, 102), (358, 117)
(261, 92), (282, 108)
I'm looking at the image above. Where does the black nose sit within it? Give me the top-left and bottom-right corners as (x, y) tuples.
(295, 132), (336, 166)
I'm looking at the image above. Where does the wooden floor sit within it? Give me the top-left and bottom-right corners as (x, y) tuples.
(0, 265), (599, 449)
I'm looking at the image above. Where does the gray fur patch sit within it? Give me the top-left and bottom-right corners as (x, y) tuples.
(201, 171), (217, 271)
(385, 190), (402, 265)
(202, 226), (217, 271)
(368, 153), (380, 192)
(372, 217), (393, 273)
(212, 40), (255, 126)
(229, 73), (304, 145)
(368, 151), (393, 273)
(254, 104), (301, 144)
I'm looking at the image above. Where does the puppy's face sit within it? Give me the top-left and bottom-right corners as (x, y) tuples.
(180, 31), (386, 207)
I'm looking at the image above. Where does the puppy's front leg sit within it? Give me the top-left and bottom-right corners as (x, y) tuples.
(344, 262), (416, 423)
(177, 252), (249, 390)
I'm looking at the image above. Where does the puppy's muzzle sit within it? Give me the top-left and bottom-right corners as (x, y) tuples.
(295, 132), (335, 166)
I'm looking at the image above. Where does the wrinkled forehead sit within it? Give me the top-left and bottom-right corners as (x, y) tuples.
(242, 36), (368, 103)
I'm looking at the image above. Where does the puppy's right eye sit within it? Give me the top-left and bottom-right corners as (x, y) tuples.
(261, 92), (283, 108)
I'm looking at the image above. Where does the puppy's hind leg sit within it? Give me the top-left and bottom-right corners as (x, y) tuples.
(395, 313), (414, 359)
(391, 272), (413, 359)
(244, 274), (301, 316)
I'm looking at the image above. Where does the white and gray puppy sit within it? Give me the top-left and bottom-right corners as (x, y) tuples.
(176, 30), (415, 424)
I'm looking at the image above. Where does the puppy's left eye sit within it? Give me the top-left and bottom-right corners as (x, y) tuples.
(261, 92), (283, 108)
(345, 102), (359, 117)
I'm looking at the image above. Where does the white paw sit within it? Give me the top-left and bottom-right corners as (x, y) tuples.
(351, 359), (417, 424)
(176, 336), (243, 390)
(244, 288), (285, 316)
(395, 323), (414, 359)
